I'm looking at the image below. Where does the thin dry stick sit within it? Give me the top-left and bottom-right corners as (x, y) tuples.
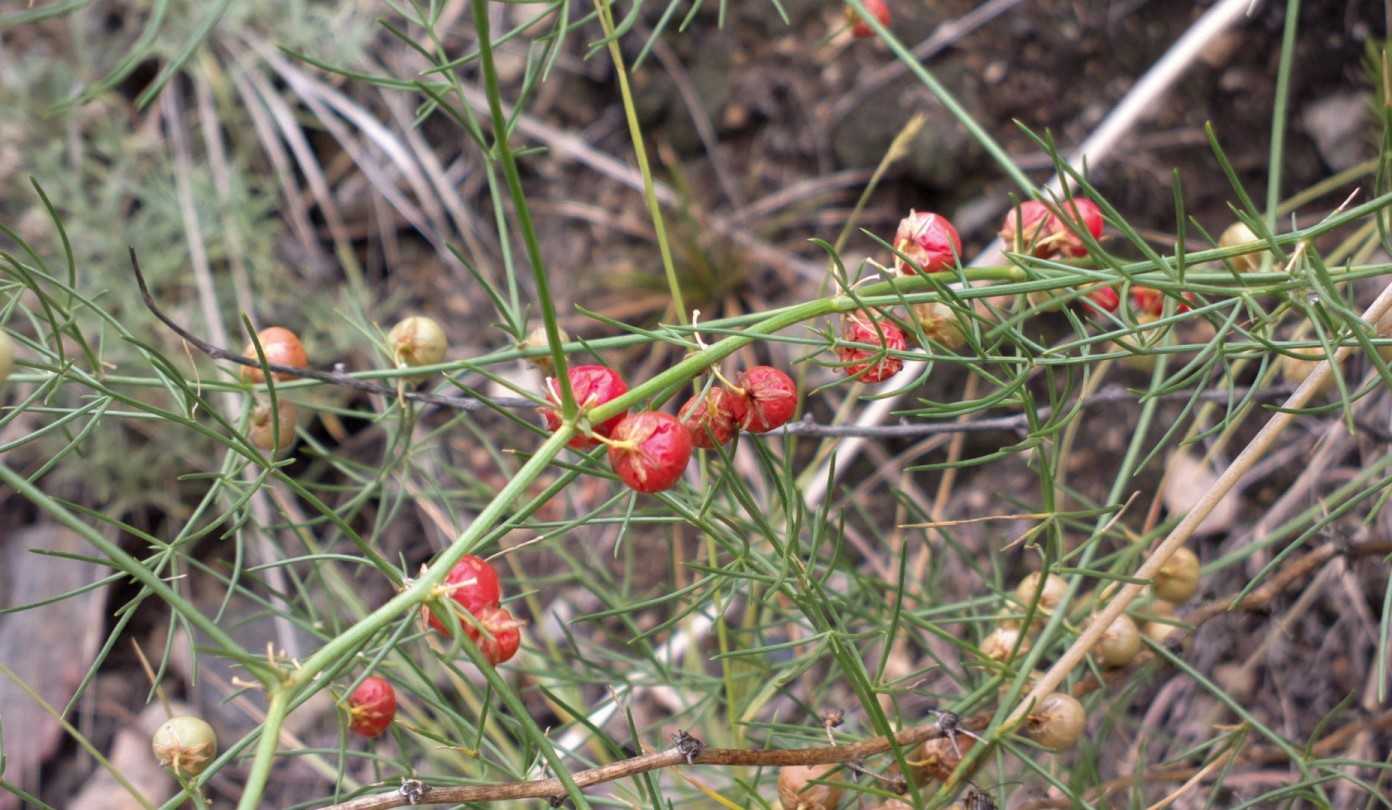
(1001, 279), (1392, 736)
(312, 724), (955, 810)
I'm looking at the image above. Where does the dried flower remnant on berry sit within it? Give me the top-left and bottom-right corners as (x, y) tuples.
(249, 399), (298, 453)
(1000, 198), (1103, 259)
(1027, 692), (1086, 751)
(540, 364), (630, 449)
(733, 366), (798, 433)
(388, 316), (448, 382)
(678, 386), (747, 449)
(607, 411), (693, 493)
(347, 676), (397, 738)
(422, 555), (503, 636)
(893, 210), (962, 275)
(152, 715), (218, 779)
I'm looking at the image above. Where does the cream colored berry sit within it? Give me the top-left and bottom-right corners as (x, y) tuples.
(1151, 547), (1201, 603)
(1090, 613), (1142, 667)
(1026, 692), (1086, 751)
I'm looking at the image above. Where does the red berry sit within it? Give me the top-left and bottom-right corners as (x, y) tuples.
(423, 555), (502, 636)
(893, 210), (961, 275)
(734, 366), (798, 433)
(607, 411), (693, 493)
(999, 200), (1054, 257)
(1085, 285), (1120, 313)
(835, 316), (907, 383)
(678, 387), (747, 449)
(347, 676), (397, 738)
(474, 604), (522, 666)
(847, 0), (890, 38)
(240, 326), (308, 383)
(541, 365), (629, 449)
(1131, 286), (1189, 316)
(1000, 199), (1103, 259)
(1052, 198), (1104, 257)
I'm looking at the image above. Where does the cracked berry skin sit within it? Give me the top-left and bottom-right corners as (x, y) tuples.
(240, 326), (308, 383)
(735, 366), (798, 433)
(835, 316), (907, 383)
(423, 555), (502, 636)
(678, 387), (747, 449)
(893, 210), (962, 275)
(541, 365), (629, 449)
(607, 411), (693, 493)
(347, 676), (397, 738)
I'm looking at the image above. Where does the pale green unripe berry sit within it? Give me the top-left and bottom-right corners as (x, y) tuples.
(388, 316), (448, 381)
(152, 715), (218, 779)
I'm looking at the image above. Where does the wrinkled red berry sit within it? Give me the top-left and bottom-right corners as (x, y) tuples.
(1000, 198), (1103, 259)
(893, 210), (961, 276)
(607, 411), (693, 493)
(847, 0), (890, 38)
(835, 316), (907, 383)
(347, 676), (397, 738)
(735, 366), (798, 433)
(678, 387), (747, 449)
(474, 604), (522, 666)
(423, 555), (502, 636)
(541, 365), (629, 449)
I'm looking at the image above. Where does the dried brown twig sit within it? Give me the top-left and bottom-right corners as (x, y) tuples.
(311, 723), (967, 810)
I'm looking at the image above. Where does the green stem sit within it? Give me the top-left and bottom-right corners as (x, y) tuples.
(472, 0), (575, 412)
(594, 0), (687, 324)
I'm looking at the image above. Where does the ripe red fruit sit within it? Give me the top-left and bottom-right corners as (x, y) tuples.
(1131, 286), (1190, 316)
(423, 555), (502, 636)
(734, 366), (798, 433)
(1000, 198), (1103, 259)
(347, 676), (397, 738)
(846, 0), (890, 38)
(678, 387), (747, 449)
(1085, 285), (1120, 313)
(1050, 198), (1103, 257)
(240, 326), (308, 383)
(607, 411), (693, 493)
(893, 210), (961, 275)
(541, 365), (630, 449)
(835, 315), (907, 383)
(474, 604), (522, 666)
